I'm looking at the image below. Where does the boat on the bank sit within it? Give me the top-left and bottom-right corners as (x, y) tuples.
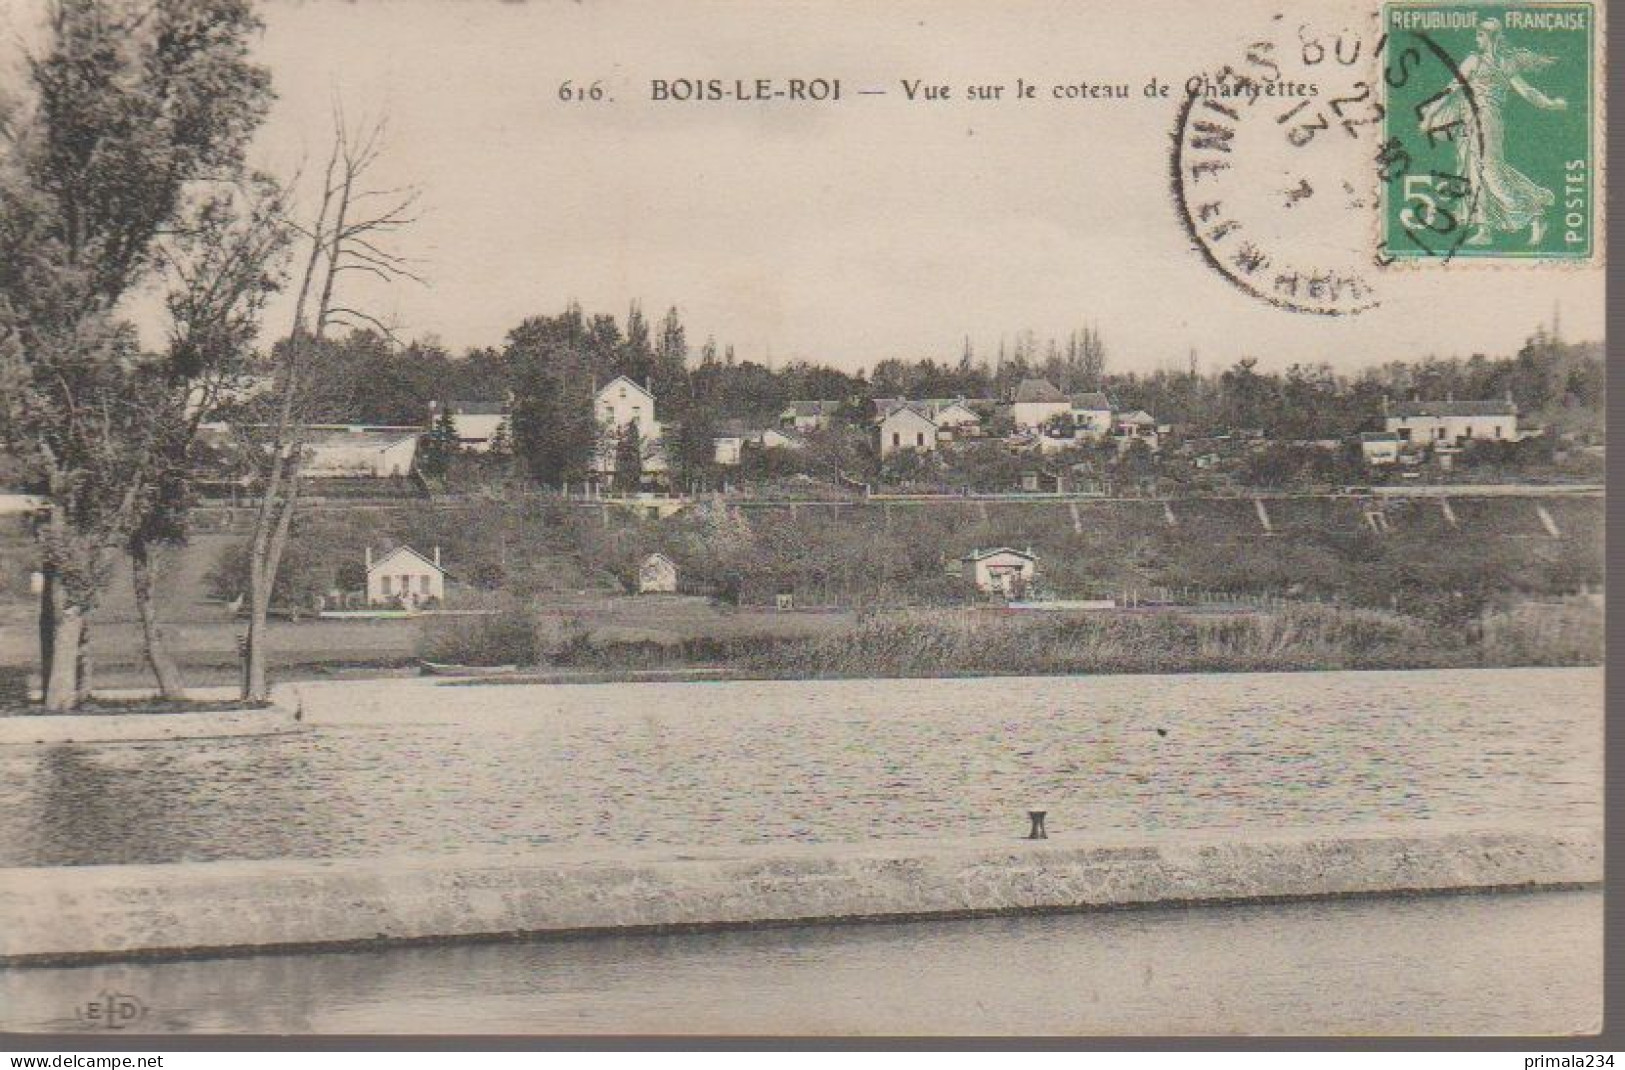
(418, 661), (520, 678)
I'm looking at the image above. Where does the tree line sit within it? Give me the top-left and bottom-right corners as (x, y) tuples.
(287, 308), (1603, 486)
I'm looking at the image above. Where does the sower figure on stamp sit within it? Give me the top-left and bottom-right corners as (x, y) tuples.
(1419, 18), (1568, 246)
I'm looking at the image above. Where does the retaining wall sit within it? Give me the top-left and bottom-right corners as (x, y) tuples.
(0, 823), (1599, 964)
(0, 705), (302, 747)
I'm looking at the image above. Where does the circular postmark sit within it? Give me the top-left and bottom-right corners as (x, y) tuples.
(1172, 16), (1388, 315)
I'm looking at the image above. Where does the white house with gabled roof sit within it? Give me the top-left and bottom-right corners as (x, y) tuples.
(594, 376), (667, 475)
(961, 547), (1038, 597)
(638, 552), (679, 594)
(366, 545), (445, 607)
(878, 404), (939, 457)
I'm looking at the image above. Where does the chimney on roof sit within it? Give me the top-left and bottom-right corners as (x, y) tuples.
(365, 546), (373, 571)
(433, 545), (441, 568)
(1381, 394), (1390, 416)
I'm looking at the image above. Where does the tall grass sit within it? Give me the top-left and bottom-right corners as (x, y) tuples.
(739, 603), (1590, 679)
(1478, 600), (1604, 666)
(416, 598), (1603, 677)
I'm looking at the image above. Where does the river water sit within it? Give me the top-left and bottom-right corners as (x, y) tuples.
(0, 890), (1601, 1034)
(0, 667), (1601, 866)
(0, 667), (1604, 1035)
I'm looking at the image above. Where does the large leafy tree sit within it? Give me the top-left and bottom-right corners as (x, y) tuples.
(0, 0), (273, 709)
(506, 313), (601, 489)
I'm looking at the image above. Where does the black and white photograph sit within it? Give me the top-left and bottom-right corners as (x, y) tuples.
(0, 0), (1607, 1044)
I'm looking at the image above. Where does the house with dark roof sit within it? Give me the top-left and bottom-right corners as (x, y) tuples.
(712, 421), (807, 466)
(1012, 379), (1125, 441)
(781, 400), (842, 432)
(1011, 378), (1072, 429)
(1071, 391), (1115, 435)
(1383, 398), (1521, 447)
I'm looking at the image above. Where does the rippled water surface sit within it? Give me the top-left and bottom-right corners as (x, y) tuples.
(0, 667), (1601, 867)
(0, 890), (1601, 1034)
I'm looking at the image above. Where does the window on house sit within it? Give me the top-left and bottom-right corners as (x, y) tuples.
(1495, 425), (1503, 439)
(381, 575), (392, 595)
(1435, 427), (1446, 440)
(916, 432), (926, 447)
(420, 575), (431, 595)
(892, 432), (900, 447)
(1398, 428), (1411, 441)
(1465, 425), (1474, 439)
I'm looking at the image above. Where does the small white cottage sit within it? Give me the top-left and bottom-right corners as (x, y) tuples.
(637, 552), (679, 594)
(366, 545), (445, 607)
(878, 404), (938, 457)
(962, 547), (1038, 597)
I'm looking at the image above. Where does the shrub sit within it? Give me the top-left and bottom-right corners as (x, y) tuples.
(417, 600), (539, 666)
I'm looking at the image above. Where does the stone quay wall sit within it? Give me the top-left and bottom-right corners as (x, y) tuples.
(0, 823), (1600, 964)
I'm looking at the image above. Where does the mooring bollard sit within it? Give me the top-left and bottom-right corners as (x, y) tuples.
(1027, 809), (1048, 840)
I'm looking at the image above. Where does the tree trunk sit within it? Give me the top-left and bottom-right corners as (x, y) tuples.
(75, 614), (92, 706)
(37, 565), (55, 699)
(42, 604), (83, 712)
(131, 543), (187, 700)
(244, 480), (299, 703)
(243, 585), (270, 703)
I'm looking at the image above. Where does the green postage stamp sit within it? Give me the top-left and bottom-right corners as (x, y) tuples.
(1381, 3), (1595, 260)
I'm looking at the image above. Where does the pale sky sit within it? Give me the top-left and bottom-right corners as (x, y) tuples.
(1, 0), (1606, 374)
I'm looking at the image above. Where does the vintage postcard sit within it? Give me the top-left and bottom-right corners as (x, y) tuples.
(0, 0), (1605, 1045)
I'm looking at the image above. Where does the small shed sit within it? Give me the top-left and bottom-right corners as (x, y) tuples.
(366, 545), (445, 607)
(638, 552), (679, 594)
(962, 547), (1038, 597)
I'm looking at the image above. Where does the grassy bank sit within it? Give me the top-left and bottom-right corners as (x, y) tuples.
(417, 599), (1603, 679)
(740, 602), (1602, 678)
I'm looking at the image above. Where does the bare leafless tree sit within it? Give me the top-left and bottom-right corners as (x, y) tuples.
(241, 111), (421, 702)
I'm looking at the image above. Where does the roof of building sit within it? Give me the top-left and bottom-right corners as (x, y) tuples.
(642, 552), (676, 567)
(1390, 399), (1517, 419)
(926, 399), (986, 419)
(442, 400), (507, 416)
(1360, 431), (1401, 442)
(876, 399), (938, 424)
(784, 400), (841, 416)
(597, 375), (655, 400)
(760, 427), (806, 446)
(1070, 391), (1113, 410)
(1013, 378), (1067, 403)
(963, 546), (1038, 563)
(304, 427), (421, 450)
(1116, 409), (1156, 425)
(367, 545), (444, 576)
